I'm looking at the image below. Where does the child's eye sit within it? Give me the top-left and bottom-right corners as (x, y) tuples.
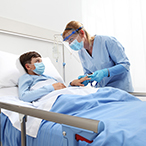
(35, 58), (42, 63)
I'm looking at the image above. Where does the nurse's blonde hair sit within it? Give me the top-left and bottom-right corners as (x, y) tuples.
(62, 21), (95, 46)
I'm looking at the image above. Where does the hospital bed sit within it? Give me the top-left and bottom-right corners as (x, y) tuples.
(0, 49), (105, 146)
(1, 51), (146, 146)
(1, 17), (146, 146)
(0, 17), (104, 146)
(1, 81), (146, 146)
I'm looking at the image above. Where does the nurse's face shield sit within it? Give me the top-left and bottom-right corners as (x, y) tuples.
(63, 26), (83, 43)
(64, 32), (78, 44)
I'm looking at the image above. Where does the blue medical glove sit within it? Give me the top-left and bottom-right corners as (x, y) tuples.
(78, 75), (90, 86)
(88, 69), (108, 83)
(82, 80), (90, 86)
(78, 75), (86, 79)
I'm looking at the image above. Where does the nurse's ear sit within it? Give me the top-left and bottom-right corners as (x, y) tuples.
(79, 29), (85, 38)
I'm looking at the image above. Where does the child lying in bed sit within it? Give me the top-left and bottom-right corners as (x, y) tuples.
(18, 51), (90, 102)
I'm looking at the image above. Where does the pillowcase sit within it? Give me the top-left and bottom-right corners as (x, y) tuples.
(42, 57), (64, 83)
(0, 51), (64, 88)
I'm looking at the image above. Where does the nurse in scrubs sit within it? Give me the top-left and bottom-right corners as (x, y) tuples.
(62, 21), (133, 92)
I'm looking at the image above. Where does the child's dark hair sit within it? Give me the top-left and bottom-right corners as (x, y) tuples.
(19, 51), (41, 73)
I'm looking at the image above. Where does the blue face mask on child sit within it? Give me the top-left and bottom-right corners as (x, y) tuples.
(33, 62), (45, 75)
(69, 39), (84, 51)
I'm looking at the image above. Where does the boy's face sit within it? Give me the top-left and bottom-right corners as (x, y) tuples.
(25, 57), (42, 75)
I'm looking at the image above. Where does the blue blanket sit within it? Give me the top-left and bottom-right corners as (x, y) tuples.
(1, 87), (146, 146)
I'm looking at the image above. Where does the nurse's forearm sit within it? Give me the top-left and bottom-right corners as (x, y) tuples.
(108, 64), (127, 77)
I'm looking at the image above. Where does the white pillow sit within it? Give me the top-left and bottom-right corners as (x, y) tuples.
(42, 57), (64, 83)
(0, 51), (64, 88)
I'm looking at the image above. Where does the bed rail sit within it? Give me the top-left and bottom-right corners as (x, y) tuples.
(129, 92), (146, 96)
(0, 102), (104, 146)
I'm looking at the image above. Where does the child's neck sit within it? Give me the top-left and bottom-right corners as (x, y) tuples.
(28, 70), (38, 75)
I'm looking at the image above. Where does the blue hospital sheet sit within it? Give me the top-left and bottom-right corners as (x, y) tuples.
(1, 87), (146, 146)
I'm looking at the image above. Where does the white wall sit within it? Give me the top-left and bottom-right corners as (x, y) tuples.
(0, 32), (64, 78)
(0, 0), (82, 32)
(0, 0), (84, 85)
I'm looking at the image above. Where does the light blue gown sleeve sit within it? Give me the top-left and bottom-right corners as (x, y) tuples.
(18, 74), (54, 102)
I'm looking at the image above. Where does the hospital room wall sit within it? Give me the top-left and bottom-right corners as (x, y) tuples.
(0, 0), (82, 32)
(0, 0), (84, 85)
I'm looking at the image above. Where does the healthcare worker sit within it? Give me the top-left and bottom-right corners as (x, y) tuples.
(62, 21), (133, 92)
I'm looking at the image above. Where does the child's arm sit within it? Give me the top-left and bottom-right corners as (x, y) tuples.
(18, 74), (55, 102)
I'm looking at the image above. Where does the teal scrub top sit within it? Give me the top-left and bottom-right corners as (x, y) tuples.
(78, 35), (133, 92)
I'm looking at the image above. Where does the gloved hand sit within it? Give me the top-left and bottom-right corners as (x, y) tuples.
(88, 69), (108, 83)
(78, 75), (86, 79)
(82, 80), (90, 86)
(78, 75), (90, 86)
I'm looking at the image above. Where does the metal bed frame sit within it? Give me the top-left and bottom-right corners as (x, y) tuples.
(0, 102), (104, 146)
(129, 92), (146, 96)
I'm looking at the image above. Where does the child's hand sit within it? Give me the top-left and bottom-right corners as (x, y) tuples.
(70, 76), (91, 86)
(52, 83), (66, 90)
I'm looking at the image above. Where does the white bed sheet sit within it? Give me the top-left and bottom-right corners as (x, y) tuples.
(0, 86), (99, 138)
(0, 86), (146, 138)
(0, 87), (18, 97)
(0, 87), (38, 137)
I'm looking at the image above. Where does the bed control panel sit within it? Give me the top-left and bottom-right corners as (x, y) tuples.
(75, 134), (93, 143)
(62, 124), (103, 146)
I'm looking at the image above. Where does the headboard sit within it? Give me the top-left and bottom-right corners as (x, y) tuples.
(0, 16), (65, 80)
(0, 17), (58, 41)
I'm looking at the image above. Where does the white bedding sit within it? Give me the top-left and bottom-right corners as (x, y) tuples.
(0, 86), (99, 138)
(0, 87), (18, 97)
(1, 85), (146, 137)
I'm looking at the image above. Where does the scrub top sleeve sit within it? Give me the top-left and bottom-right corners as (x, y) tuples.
(105, 36), (130, 70)
(108, 64), (127, 77)
(84, 69), (91, 75)
(82, 66), (92, 75)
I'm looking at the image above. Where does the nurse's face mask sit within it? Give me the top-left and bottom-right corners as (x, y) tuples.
(69, 35), (84, 51)
(63, 26), (84, 51)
